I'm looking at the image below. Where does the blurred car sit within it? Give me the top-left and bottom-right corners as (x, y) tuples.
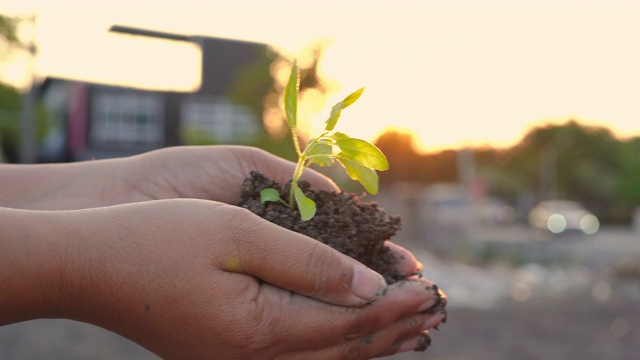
(473, 197), (517, 226)
(528, 200), (599, 235)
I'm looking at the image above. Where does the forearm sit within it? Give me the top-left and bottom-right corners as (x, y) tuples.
(0, 159), (130, 210)
(0, 207), (69, 325)
(0, 204), (161, 332)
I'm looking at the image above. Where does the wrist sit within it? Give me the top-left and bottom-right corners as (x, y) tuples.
(0, 208), (73, 324)
(0, 159), (130, 210)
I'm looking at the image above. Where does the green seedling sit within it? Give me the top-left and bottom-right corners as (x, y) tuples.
(260, 62), (389, 221)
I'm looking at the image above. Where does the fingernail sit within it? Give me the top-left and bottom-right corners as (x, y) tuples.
(397, 336), (420, 353)
(421, 311), (447, 331)
(417, 298), (437, 313)
(352, 264), (388, 303)
(419, 283), (448, 315)
(413, 279), (439, 312)
(414, 332), (432, 352)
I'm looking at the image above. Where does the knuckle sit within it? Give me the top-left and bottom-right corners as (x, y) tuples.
(304, 242), (348, 297)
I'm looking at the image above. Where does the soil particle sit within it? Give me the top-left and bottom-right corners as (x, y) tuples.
(361, 334), (375, 345)
(423, 284), (448, 325)
(414, 332), (432, 352)
(238, 171), (406, 284)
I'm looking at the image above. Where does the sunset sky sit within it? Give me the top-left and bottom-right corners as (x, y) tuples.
(2, 0), (640, 152)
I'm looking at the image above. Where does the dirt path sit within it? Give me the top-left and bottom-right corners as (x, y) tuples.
(396, 291), (640, 360)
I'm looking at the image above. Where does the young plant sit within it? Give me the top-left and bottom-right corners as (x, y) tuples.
(260, 62), (389, 221)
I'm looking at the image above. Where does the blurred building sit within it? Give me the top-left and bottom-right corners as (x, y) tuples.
(37, 35), (270, 161)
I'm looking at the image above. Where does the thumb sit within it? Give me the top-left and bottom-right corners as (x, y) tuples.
(215, 206), (388, 306)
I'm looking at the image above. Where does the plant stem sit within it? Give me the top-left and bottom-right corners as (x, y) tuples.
(288, 126), (304, 207)
(291, 127), (303, 157)
(289, 153), (307, 207)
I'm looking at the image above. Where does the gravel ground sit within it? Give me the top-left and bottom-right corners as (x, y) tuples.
(395, 287), (640, 360)
(0, 320), (158, 360)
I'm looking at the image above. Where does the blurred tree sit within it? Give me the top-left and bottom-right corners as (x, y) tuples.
(374, 129), (424, 184)
(423, 149), (459, 184)
(617, 137), (640, 206)
(475, 148), (529, 204)
(223, 40), (334, 163)
(0, 14), (19, 47)
(262, 41), (335, 146)
(374, 128), (459, 186)
(0, 13), (50, 163)
(360, 117), (637, 222)
(0, 14), (22, 162)
(488, 121), (626, 220)
(0, 82), (21, 162)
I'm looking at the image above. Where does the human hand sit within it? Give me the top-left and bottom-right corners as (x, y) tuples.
(0, 146), (330, 211)
(51, 199), (445, 359)
(4, 145), (425, 278)
(120, 145), (338, 205)
(123, 145), (427, 279)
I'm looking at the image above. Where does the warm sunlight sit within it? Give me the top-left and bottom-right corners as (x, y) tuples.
(2, 0), (640, 152)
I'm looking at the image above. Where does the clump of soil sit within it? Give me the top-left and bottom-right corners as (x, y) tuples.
(238, 171), (406, 284)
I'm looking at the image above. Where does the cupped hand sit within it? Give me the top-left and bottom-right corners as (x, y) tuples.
(120, 145), (337, 205)
(121, 146), (425, 278)
(56, 199), (445, 359)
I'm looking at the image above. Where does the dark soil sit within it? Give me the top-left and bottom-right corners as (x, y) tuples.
(238, 171), (406, 284)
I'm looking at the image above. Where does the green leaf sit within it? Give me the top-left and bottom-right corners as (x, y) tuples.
(260, 188), (282, 204)
(307, 154), (334, 167)
(307, 142), (334, 157)
(285, 62), (299, 129)
(342, 87), (364, 108)
(324, 101), (344, 132)
(306, 142), (334, 167)
(324, 87), (365, 132)
(294, 186), (316, 221)
(336, 154), (380, 194)
(336, 138), (389, 170)
(331, 132), (350, 141)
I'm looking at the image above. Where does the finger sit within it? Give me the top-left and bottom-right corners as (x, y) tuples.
(285, 322), (430, 360)
(219, 146), (339, 198)
(385, 241), (423, 276)
(266, 282), (442, 359)
(213, 204), (387, 306)
(245, 277), (444, 351)
(378, 331), (433, 357)
(133, 146), (337, 205)
(335, 318), (434, 359)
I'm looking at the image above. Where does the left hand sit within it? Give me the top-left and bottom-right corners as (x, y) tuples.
(12, 146), (334, 211)
(120, 145), (337, 205)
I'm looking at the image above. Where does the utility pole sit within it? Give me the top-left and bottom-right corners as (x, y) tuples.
(539, 131), (573, 201)
(457, 146), (477, 237)
(457, 146), (476, 207)
(19, 14), (37, 164)
(539, 143), (557, 201)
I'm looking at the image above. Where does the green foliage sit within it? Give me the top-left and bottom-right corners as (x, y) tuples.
(0, 81), (53, 162)
(260, 62), (388, 221)
(0, 83), (24, 160)
(0, 14), (19, 45)
(371, 121), (640, 222)
(284, 63), (299, 129)
(617, 138), (640, 205)
(259, 188), (285, 205)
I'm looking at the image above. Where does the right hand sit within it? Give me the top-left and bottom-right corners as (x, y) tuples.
(52, 199), (446, 359)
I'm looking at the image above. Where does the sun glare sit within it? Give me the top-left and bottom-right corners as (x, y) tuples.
(1, 1), (640, 153)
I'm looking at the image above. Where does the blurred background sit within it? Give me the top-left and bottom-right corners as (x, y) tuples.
(1, 0), (639, 359)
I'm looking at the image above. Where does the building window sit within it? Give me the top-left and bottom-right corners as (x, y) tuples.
(91, 90), (164, 147)
(181, 95), (258, 144)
